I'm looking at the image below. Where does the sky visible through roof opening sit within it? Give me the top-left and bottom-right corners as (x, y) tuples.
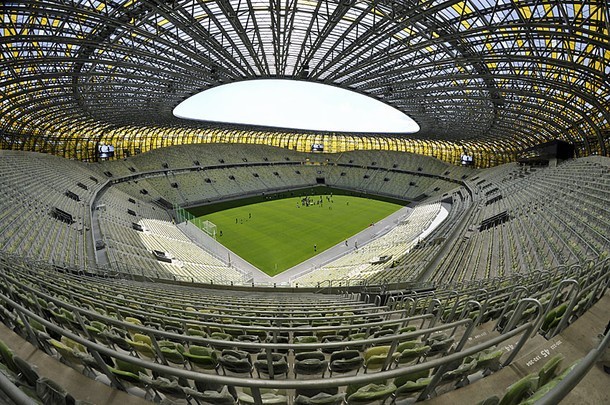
(173, 79), (420, 133)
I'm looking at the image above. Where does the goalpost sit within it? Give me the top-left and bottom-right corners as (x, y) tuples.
(174, 204), (217, 240)
(199, 220), (217, 239)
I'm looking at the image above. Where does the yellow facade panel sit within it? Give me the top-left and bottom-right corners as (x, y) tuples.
(589, 5), (602, 23)
(519, 6), (532, 20)
(573, 3), (583, 19)
(451, 2), (463, 15)
(4, 26), (17, 37)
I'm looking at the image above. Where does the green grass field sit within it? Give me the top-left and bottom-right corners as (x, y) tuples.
(194, 194), (403, 276)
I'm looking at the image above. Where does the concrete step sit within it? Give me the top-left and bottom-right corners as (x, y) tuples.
(559, 291), (610, 405)
(0, 323), (150, 405)
(426, 290), (610, 404)
(462, 320), (502, 349)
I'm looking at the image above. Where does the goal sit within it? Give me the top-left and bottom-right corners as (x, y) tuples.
(173, 205), (216, 239)
(199, 220), (217, 239)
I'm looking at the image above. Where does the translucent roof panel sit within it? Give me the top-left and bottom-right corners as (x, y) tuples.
(0, 0), (608, 154)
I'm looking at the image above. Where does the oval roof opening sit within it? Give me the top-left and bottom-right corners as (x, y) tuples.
(174, 79), (419, 133)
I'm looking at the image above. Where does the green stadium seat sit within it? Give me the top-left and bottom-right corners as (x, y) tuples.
(394, 368), (431, 387)
(183, 345), (219, 372)
(395, 344), (430, 366)
(49, 338), (97, 377)
(345, 382), (396, 404)
(36, 377), (76, 405)
(474, 348), (504, 374)
(184, 385), (236, 405)
(498, 373), (539, 405)
(294, 351), (328, 377)
(321, 335), (345, 354)
(520, 360), (579, 405)
(238, 388), (288, 405)
(211, 332), (233, 342)
(13, 355), (41, 387)
(109, 358), (153, 400)
(139, 373), (188, 404)
(187, 327), (208, 338)
(346, 332), (368, 351)
(293, 335), (319, 353)
(397, 325), (418, 335)
(394, 377), (433, 398)
(123, 317), (144, 337)
(435, 356), (478, 393)
(425, 335), (454, 358)
(101, 327), (132, 351)
(160, 346), (186, 367)
(219, 349), (252, 376)
(537, 354), (564, 387)
(266, 335), (290, 354)
(0, 338), (18, 373)
(27, 318), (51, 342)
(126, 334), (156, 360)
(329, 350), (363, 376)
(237, 334), (263, 354)
(294, 392), (345, 405)
(254, 353), (288, 378)
(363, 345), (396, 372)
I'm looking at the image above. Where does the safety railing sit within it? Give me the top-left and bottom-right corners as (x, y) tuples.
(1, 294), (537, 405)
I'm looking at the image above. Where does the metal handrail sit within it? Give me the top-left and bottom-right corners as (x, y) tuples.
(550, 273), (610, 337)
(494, 285), (529, 331)
(551, 272), (610, 337)
(502, 298), (543, 366)
(1, 294), (532, 400)
(0, 371), (38, 405)
(0, 249), (605, 291)
(1, 285), (466, 354)
(6, 269), (381, 322)
(534, 278), (579, 336)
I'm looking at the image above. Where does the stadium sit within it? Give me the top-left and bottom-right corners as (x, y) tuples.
(0, 1), (609, 404)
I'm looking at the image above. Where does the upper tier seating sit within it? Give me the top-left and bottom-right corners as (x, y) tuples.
(430, 157), (610, 285)
(0, 150), (100, 269)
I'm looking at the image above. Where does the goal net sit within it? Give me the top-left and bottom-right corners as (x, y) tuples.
(199, 220), (217, 239)
(173, 204), (216, 239)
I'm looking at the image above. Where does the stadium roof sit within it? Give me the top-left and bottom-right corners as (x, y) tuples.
(1, 0), (609, 156)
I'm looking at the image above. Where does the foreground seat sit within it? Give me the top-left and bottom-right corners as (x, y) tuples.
(294, 351), (328, 378)
(329, 350), (363, 376)
(219, 349), (252, 376)
(345, 382), (396, 404)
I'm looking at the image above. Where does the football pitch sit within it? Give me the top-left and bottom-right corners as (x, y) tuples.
(193, 194), (404, 276)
